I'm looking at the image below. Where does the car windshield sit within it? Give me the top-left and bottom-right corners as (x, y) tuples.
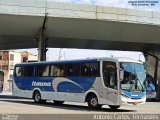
(120, 62), (146, 92)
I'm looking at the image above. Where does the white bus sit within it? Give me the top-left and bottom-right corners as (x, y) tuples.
(13, 57), (146, 110)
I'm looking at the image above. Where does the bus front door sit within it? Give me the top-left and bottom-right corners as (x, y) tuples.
(103, 61), (120, 105)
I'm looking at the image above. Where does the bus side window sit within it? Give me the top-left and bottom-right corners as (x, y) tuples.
(80, 62), (99, 77)
(50, 64), (64, 77)
(81, 64), (88, 76)
(24, 66), (34, 77)
(51, 65), (59, 76)
(42, 65), (50, 77)
(65, 63), (77, 76)
(36, 65), (49, 77)
(89, 63), (99, 76)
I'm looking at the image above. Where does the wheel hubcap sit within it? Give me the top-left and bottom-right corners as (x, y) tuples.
(90, 98), (97, 106)
(35, 94), (40, 101)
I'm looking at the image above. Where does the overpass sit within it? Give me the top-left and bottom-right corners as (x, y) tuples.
(0, 0), (160, 52)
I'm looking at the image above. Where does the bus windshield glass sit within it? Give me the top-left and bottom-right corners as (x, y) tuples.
(120, 62), (146, 92)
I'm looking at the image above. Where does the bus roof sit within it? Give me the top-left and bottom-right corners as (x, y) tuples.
(15, 59), (98, 66)
(15, 57), (142, 66)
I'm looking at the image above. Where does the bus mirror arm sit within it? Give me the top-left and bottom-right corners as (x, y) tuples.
(119, 68), (124, 81)
(144, 70), (146, 73)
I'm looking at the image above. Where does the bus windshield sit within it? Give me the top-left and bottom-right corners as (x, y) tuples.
(120, 62), (146, 92)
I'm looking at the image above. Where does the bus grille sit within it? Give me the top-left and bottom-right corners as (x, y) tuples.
(131, 98), (141, 100)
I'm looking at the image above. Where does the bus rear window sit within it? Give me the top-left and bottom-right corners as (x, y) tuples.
(16, 67), (24, 77)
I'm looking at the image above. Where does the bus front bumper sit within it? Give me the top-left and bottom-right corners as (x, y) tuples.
(121, 96), (146, 105)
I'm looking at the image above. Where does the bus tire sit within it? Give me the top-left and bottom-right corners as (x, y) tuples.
(53, 100), (64, 105)
(33, 91), (46, 104)
(108, 105), (120, 110)
(87, 94), (102, 109)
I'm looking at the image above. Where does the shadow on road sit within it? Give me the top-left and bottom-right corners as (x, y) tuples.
(0, 95), (26, 99)
(0, 95), (136, 113)
(146, 99), (160, 102)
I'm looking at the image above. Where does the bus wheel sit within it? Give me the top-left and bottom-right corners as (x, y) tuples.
(87, 94), (102, 109)
(33, 91), (46, 104)
(53, 101), (64, 105)
(108, 105), (120, 110)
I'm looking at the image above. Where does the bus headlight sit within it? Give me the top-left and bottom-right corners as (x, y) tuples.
(121, 94), (130, 99)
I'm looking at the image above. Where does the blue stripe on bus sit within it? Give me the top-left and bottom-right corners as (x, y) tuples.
(14, 77), (96, 93)
(58, 82), (84, 93)
(57, 77), (95, 93)
(15, 77), (54, 91)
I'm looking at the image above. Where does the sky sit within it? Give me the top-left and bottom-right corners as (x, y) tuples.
(47, 0), (160, 11)
(15, 48), (145, 62)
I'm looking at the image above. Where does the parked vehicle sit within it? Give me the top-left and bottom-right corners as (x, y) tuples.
(146, 74), (156, 100)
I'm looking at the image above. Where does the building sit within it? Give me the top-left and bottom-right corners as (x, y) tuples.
(21, 51), (38, 63)
(0, 50), (38, 91)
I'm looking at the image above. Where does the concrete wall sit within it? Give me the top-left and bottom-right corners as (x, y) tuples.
(146, 57), (160, 81)
(145, 51), (160, 100)
(0, 0), (160, 25)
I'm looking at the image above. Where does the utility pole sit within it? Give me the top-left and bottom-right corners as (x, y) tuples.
(58, 48), (62, 61)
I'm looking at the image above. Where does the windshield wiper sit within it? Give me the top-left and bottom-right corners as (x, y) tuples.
(137, 78), (145, 92)
(128, 73), (145, 92)
(134, 73), (145, 92)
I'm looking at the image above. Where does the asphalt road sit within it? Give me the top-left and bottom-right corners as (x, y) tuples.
(0, 94), (160, 114)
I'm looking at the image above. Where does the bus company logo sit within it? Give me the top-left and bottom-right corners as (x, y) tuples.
(32, 81), (51, 87)
(131, 94), (138, 96)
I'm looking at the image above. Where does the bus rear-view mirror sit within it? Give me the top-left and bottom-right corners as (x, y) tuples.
(119, 69), (124, 81)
